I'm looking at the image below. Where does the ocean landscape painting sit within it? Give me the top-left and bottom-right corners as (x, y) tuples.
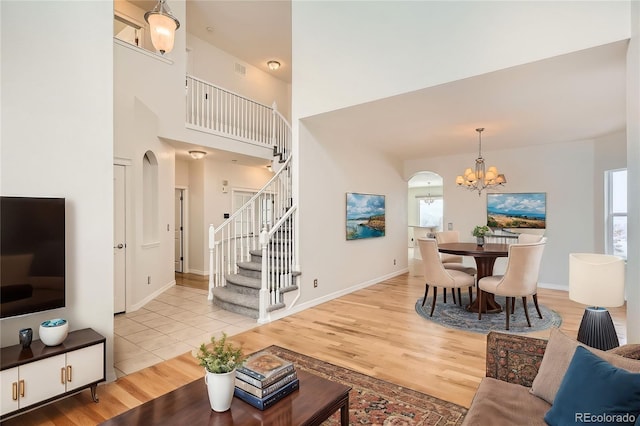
(346, 193), (385, 240)
(487, 192), (546, 229)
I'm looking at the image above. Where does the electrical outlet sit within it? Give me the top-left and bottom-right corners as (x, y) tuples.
(448, 222), (453, 231)
(313, 279), (318, 288)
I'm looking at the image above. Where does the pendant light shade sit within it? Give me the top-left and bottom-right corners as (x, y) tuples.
(144, 0), (180, 54)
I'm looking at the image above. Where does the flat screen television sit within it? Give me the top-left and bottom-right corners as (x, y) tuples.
(1, 196), (65, 319)
(486, 192), (546, 229)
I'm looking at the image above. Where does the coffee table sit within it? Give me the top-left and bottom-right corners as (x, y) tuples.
(100, 369), (351, 425)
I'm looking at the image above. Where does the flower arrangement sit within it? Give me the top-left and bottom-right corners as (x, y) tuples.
(472, 225), (491, 238)
(195, 332), (246, 374)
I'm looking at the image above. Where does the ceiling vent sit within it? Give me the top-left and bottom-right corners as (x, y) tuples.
(234, 63), (246, 76)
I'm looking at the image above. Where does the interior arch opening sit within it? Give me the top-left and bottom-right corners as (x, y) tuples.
(408, 171), (443, 275)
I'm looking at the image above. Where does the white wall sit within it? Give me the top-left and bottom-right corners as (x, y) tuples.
(176, 158), (272, 274)
(290, 1), (631, 313)
(187, 34), (291, 121)
(405, 135), (626, 288)
(0, 0), (115, 378)
(291, 122), (408, 306)
(626, 1), (640, 343)
(293, 1), (630, 118)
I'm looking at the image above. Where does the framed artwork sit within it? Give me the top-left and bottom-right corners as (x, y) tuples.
(486, 192), (546, 229)
(346, 193), (386, 240)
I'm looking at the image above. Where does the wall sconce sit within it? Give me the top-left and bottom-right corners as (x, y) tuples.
(222, 180), (229, 193)
(189, 150), (206, 160)
(144, 0), (180, 54)
(267, 60), (281, 71)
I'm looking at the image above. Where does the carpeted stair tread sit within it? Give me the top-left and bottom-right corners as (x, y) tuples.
(225, 273), (261, 289)
(237, 261), (262, 272)
(213, 287), (285, 318)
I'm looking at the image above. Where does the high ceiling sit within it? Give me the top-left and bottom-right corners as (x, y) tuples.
(139, 1), (628, 172)
(186, 0), (292, 83)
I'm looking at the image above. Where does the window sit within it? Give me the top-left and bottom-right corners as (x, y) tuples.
(419, 198), (443, 230)
(605, 169), (627, 259)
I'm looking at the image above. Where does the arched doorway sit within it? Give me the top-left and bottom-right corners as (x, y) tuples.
(408, 171), (444, 275)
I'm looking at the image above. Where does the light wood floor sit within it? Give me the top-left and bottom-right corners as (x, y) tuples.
(6, 272), (627, 425)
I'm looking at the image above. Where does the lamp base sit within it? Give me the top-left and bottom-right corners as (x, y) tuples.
(576, 307), (619, 351)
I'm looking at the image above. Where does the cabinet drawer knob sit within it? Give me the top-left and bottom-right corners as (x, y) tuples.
(61, 367), (66, 384)
(12, 382), (18, 400)
(19, 380), (25, 398)
(67, 365), (73, 382)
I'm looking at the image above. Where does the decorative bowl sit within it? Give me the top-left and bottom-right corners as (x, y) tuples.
(39, 318), (68, 346)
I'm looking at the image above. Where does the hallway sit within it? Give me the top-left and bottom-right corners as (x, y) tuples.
(113, 274), (258, 377)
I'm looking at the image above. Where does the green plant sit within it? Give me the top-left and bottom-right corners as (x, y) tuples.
(195, 332), (246, 374)
(472, 225), (491, 238)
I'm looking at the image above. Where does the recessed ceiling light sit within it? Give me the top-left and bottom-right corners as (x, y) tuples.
(267, 60), (281, 71)
(206, 26), (214, 32)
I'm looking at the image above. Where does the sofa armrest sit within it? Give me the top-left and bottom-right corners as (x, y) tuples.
(486, 331), (548, 387)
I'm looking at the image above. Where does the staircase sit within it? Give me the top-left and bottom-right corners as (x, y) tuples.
(212, 216), (300, 319)
(188, 78), (298, 323)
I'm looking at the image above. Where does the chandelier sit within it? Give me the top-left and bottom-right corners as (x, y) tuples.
(455, 128), (506, 195)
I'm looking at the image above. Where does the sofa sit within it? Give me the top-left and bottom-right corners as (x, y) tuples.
(462, 328), (640, 426)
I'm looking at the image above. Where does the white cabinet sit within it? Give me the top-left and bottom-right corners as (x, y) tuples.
(0, 367), (19, 416)
(65, 344), (105, 392)
(0, 328), (105, 420)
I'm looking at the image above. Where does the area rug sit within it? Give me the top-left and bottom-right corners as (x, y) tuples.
(265, 345), (466, 425)
(415, 293), (562, 334)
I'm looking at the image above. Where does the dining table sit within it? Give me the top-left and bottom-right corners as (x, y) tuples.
(437, 242), (510, 314)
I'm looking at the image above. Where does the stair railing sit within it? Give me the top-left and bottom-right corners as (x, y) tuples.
(258, 204), (297, 323)
(186, 75), (290, 154)
(208, 155), (292, 299)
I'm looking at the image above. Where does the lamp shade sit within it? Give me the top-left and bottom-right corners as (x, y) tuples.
(569, 253), (625, 308)
(144, 0), (180, 54)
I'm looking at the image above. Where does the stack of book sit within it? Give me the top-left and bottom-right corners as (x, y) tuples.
(234, 350), (299, 410)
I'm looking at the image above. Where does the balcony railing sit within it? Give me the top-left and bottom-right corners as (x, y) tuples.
(186, 75), (287, 152)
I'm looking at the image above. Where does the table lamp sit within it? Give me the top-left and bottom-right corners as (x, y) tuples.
(569, 253), (625, 350)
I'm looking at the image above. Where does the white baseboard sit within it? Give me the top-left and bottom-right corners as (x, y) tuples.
(267, 268), (410, 322)
(128, 280), (176, 312)
(538, 282), (568, 291)
(186, 269), (207, 276)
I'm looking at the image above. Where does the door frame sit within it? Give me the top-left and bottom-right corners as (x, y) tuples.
(114, 158), (133, 313)
(175, 186), (189, 274)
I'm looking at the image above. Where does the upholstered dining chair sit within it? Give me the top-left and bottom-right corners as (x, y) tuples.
(435, 231), (477, 304)
(417, 238), (476, 316)
(477, 240), (546, 330)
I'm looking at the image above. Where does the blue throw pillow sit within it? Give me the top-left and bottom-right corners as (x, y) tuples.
(544, 346), (640, 425)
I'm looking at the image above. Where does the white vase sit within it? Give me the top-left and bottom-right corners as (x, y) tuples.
(205, 369), (236, 412)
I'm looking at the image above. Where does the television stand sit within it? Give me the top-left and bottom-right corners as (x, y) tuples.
(0, 328), (106, 420)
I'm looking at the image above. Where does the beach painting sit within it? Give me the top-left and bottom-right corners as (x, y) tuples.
(346, 193), (385, 240)
(487, 192), (546, 229)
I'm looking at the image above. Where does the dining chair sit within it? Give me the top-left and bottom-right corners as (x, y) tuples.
(417, 238), (475, 316)
(477, 240), (546, 330)
(435, 231), (477, 304)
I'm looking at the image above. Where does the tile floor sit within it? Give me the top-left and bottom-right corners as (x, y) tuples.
(113, 281), (259, 378)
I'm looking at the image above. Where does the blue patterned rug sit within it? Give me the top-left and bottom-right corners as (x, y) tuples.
(415, 293), (562, 334)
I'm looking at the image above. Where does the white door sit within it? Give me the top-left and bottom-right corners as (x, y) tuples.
(174, 189), (184, 273)
(114, 165), (126, 314)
